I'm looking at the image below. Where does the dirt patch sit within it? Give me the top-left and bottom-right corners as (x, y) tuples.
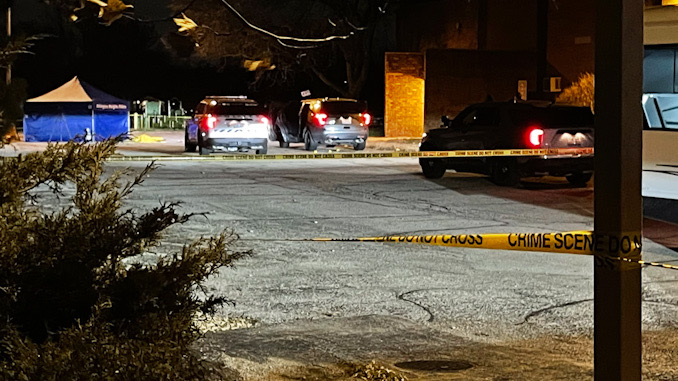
(366, 139), (419, 152)
(195, 316), (678, 380)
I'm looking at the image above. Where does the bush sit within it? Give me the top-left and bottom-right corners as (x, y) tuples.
(556, 72), (595, 112)
(0, 140), (250, 380)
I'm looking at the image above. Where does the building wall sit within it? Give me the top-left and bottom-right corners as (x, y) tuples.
(395, 0), (479, 51)
(485, 0), (537, 51)
(423, 49), (537, 131)
(395, 1), (597, 88)
(645, 6), (678, 45)
(388, 2), (678, 136)
(384, 53), (425, 137)
(547, 0), (595, 86)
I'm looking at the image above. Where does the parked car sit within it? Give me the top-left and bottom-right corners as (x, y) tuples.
(184, 96), (270, 155)
(273, 98), (371, 151)
(418, 101), (595, 186)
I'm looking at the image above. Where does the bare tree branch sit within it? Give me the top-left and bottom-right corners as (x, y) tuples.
(216, 0), (354, 43)
(277, 39), (320, 49)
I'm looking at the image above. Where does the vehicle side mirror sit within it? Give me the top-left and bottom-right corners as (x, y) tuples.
(441, 115), (451, 127)
(441, 115), (458, 128)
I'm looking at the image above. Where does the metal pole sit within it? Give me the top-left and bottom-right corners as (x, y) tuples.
(594, 0), (643, 380)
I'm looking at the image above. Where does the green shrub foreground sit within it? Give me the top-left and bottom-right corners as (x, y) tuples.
(0, 140), (250, 380)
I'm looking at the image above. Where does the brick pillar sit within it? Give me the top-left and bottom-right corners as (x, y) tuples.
(385, 53), (425, 137)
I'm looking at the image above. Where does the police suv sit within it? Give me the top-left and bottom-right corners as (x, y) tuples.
(185, 96), (270, 155)
(419, 101), (595, 186)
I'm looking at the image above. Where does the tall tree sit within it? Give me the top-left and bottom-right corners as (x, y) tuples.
(170, 0), (386, 98)
(0, 35), (42, 141)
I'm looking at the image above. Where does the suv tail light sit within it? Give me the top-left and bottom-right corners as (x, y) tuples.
(202, 114), (217, 130)
(259, 116), (270, 125)
(361, 113), (372, 126)
(314, 112), (328, 126)
(528, 127), (544, 147)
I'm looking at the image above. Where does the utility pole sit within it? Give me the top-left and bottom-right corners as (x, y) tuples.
(594, 0), (643, 379)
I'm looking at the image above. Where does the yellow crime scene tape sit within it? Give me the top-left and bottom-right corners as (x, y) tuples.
(106, 146), (677, 271)
(293, 231), (675, 271)
(107, 147), (594, 162)
(310, 231), (638, 256)
(615, 257), (678, 270)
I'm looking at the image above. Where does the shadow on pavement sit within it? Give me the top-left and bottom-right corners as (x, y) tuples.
(421, 172), (594, 219)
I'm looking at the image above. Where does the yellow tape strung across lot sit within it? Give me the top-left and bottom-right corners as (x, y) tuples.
(311, 231), (638, 256)
(107, 147), (594, 162)
(615, 257), (678, 271)
(309, 231), (678, 270)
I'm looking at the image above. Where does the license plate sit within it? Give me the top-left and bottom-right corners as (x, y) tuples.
(340, 117), (352, 124)
(217, 128), (243, 134)
(567, 136), (582, 147)
(569, 131), (587, 143)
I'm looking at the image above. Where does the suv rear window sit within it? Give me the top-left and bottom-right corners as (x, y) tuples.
(509, 107), (594, 127)
(321, 101), (367, 115)
(204, 102), (265, 115)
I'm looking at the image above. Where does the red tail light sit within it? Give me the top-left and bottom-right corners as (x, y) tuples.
(314, 112), (328, 126)
(202, 114), (217, 130)
(361, 113), (372, 126)
(259, 116), (270, 125)
(528, 127), (544, 147)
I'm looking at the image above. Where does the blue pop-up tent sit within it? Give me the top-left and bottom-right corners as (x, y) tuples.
(23, 77), (130, 142)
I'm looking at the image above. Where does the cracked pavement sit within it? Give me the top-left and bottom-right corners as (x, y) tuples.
(9, 133), (675, 379)
(102, 153), (678, 378)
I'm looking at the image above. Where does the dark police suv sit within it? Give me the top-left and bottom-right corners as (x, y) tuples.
(419, 101), (594, 186)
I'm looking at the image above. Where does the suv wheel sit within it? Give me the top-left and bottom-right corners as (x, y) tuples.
(420, 159), (446, 179)
(274, 126), (289, 148)
(566, 172), (592, 187)
(198, 133), (211, 156)
(184, 131), (196, 152)
(353, 141), (366, 151)
(278, 136), (289, 148)
(491, 159), (520, 186)
(304, 130), (318, 151)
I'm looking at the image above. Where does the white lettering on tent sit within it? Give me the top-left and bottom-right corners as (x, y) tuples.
(96, 104), (127, 110)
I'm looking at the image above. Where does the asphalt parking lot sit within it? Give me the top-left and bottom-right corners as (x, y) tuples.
(107, 152), (678, 379)
(6, 131), (678, 379)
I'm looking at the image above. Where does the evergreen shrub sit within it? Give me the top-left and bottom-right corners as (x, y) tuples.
(0, 140), (249, 380)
